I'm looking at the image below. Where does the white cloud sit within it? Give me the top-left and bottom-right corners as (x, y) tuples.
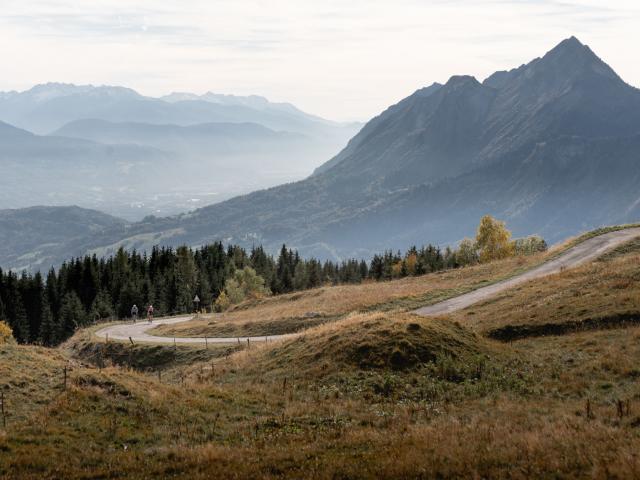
(0, 0), (638, 121)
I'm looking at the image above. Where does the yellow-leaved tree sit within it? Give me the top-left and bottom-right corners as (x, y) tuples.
(0, 320), (14, 345)
(475, 215), (514, 263)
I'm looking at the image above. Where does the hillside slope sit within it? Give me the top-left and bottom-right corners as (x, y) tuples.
(0, 206), (127, 272)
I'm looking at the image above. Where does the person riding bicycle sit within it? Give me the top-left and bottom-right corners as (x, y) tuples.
(131, 304), (139, 323)
(147, 304), (154, 323)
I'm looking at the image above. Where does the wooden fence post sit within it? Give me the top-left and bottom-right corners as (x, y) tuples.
(129, 337), (135, 346)
(1, 390), (6, 428)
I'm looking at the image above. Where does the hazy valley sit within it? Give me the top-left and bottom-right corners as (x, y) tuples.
(0, 84), (361, 220)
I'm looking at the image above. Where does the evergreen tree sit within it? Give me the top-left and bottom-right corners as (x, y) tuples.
(39, 293), (57, 346)
(57, 292), (86, 340)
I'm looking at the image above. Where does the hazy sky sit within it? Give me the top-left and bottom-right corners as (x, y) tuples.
(1, 0), (639, 121)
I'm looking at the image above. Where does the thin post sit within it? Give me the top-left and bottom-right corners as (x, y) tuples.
(204, 336), (208, 349)
(129, 336), (134, 346)
(174, 337), (177, 350)
(1, 391), (6, 428)
(247, 338), (250, 349)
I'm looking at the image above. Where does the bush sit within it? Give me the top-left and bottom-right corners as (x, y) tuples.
(214, 291), (231, 312)
(456, 238), (479, 266)
(513, 235), (548, 256)
(0, 321), (14, 345)
(222, 267), (271, 307)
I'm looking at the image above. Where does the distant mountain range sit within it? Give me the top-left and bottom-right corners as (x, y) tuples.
(2, 37), (640, 271)
(0, 85), (362, 219)
(0, 83), (356, 135)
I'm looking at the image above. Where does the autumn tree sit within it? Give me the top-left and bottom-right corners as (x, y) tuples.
(214, 291), (230, 312)
(0, 321), (13, 344)
(475, 215), (514, 263)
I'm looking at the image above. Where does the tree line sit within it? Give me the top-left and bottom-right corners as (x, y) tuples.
(0, 216), (545, 346)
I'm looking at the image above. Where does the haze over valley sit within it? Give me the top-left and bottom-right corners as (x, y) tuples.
(0, 84), (360, 220)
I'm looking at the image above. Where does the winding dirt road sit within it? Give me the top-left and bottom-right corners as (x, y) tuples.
(413, 227), (640, 317)
(94, 227), (640, 344)
(95, 315), (296, 345)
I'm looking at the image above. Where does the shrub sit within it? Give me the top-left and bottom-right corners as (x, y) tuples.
(513, 235), (548, 256)
(456, 238), (479, 266)
(223, 267), (271, 306)
(214, 291), (231, 312)
(0, 320), (14, 345)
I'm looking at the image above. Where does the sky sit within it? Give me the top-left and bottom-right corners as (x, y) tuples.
(1, 0), (639, 122)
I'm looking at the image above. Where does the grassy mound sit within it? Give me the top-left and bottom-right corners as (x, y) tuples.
(252, 312), (489, 375)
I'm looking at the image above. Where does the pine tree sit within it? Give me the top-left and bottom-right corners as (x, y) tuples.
(39, 293), (57, 346)
(57, 292), (86, 340)
(12, 297), (30, 344)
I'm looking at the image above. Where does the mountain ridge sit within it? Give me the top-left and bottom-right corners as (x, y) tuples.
(2, 36), (640, 271)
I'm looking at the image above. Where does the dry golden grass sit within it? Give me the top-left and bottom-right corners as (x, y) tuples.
(0, 344), (68, 423)
(444, 239), (640, 338)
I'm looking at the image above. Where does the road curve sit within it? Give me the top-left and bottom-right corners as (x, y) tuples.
(94, 315), (296, 345)
(414, 227), (640, 317)
(94, 227), (640, 344)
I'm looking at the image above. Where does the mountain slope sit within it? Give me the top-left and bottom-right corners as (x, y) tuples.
(95, 37), (640, 258)
(0, 206), (127, 272)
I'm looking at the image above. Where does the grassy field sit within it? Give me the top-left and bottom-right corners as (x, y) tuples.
(2, 229), (640, 478)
